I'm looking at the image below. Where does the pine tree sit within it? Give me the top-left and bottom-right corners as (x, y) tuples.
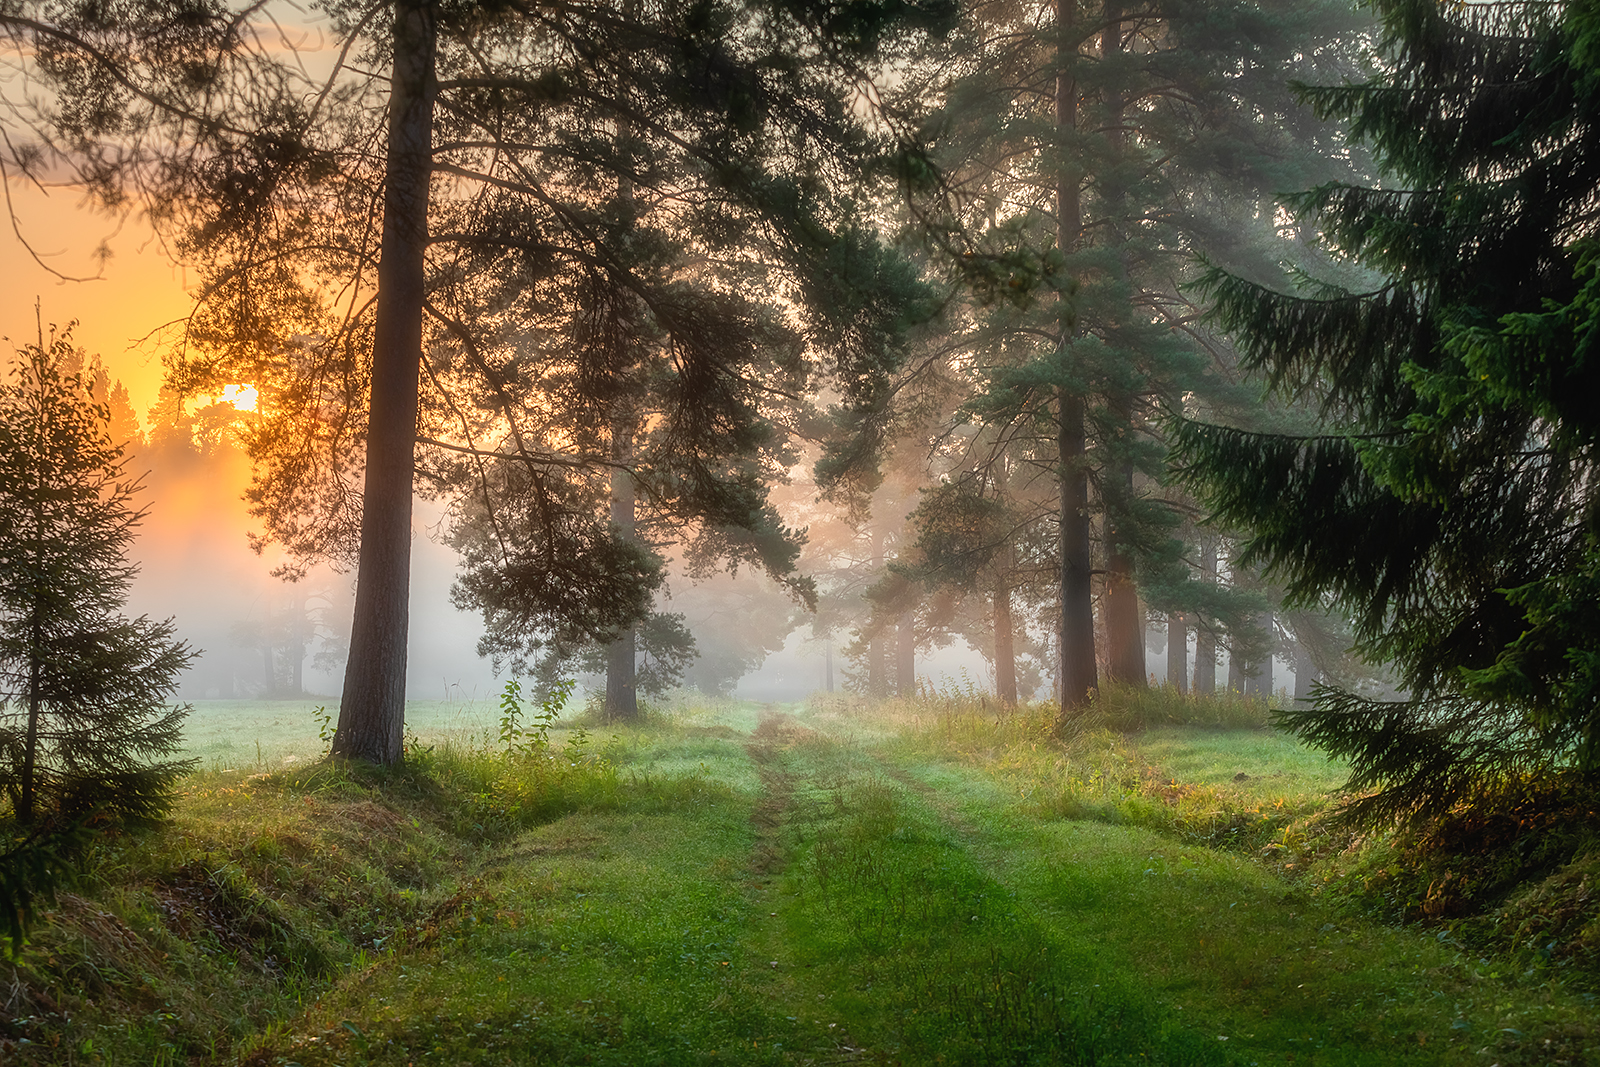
(1176, 0), (1600, 822)
(0, 325), (195, 827)
(6, 0), (949, 759)
(898, 0), (1368, 713)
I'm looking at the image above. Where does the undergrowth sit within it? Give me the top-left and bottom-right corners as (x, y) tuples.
(1315, 771), (1600, 984)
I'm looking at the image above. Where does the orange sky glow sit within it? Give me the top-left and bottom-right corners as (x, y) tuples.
(1, 178), (195, 415)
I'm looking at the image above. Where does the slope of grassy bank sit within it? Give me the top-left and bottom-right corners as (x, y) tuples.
(7, 695), (1597, 1065)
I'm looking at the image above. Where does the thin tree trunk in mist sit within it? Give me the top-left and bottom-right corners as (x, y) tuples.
(261, 645), (275, 697)
(1167, 612), (1187, 695)
(993, 458), (1017, 706)
(1294, 640), (1317, 701)
(332, 0), (436, 765)
(1227, 642), (1243, 694)
(994, 580), (1017, 706)
(825, 637), (834, 693)
(896, 609), (916, 697)
(605, 121), (641, 723)
(869, 527), (888, 697)
(1195, 629), (1216, 694)
(289, 591), (306, 696)
(1056, 0), (1097, 715)
(1194, 537), (1216, 695)
(1244, 611), (1274, 700)
(605, 424), (639, 722)
(1104, 471), (1144, 686)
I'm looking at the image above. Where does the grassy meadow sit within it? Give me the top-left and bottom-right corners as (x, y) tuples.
(4, 691), (1596, 1065)
(177, 698), (503, 769)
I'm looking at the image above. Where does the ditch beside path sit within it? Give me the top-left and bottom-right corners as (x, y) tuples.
(253, 709), (1595, 1067)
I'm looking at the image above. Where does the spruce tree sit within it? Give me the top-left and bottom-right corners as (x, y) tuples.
(1176, 0), (1600, 822)
(0, 326), (195, 827)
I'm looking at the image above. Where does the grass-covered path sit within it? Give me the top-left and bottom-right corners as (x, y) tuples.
(242, 707), (1593, 1067)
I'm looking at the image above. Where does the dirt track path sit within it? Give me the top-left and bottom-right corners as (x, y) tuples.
(246, 708), (1591, 1067)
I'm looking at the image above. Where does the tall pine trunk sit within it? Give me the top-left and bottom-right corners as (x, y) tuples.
(332, 0), (436, 764)
(1166, 612), (1187, 695)
(896, 609), (916, 697)
(1056, 0), (1097, 713)
(1193, 537), (1216, 695)
(605, 423), (639, 721)
(994, 580), (1017, 705)
(1104, 462), (1145, 686)
(993, 458), (1018, 705)
(1099, 3), (1145, 690)
(869, 526), (888, 697)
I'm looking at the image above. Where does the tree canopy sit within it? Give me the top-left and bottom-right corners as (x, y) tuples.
(3, 0), (949, 758)
(876, 0), (1368, 709)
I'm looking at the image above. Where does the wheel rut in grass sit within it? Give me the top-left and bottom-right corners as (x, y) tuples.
(746, 711), (813, 882)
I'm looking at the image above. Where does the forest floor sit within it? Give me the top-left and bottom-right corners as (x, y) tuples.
(6, 696), (1597, 1066)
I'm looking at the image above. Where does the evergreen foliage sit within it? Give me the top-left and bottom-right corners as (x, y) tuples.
(0, 327), (195, 948)
(2, 0), (949, 756)
(1176, 0), (1600, 823)
(896, 0), (1369, 706)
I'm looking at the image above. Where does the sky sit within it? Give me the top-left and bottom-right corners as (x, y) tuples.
(0, 179), (190, 413)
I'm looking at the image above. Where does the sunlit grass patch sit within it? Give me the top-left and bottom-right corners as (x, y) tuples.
(885, 757), (1600, 1066)
(1, 723), (725, 1065)
(759, 744), (1235, 1066)
(245, 777), (819, 1067)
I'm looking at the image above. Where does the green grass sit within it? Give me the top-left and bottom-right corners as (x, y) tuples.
(177, 698), (505, 768)
(5, 694), (1596, 1066)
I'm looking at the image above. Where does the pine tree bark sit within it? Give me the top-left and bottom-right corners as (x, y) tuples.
(1098, 3), (1144, 689)
(1294, 640), (1317, 702)
(1104, 462), (1145, 686)
(1166, 612), (1187, 695)
(869, 525), (888, 697)
(994, 579), (1017, 706)
(1193, 537), (1216, 695)
(605, 423), (639, 721)
(1056, 0), (1098, 713)
(993, 458), (1018, 706)
(332, 0), (437, 765)
(896, 608), (916, 697)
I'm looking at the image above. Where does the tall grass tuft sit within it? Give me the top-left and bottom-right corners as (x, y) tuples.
(1083, 681), (1274, 731)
